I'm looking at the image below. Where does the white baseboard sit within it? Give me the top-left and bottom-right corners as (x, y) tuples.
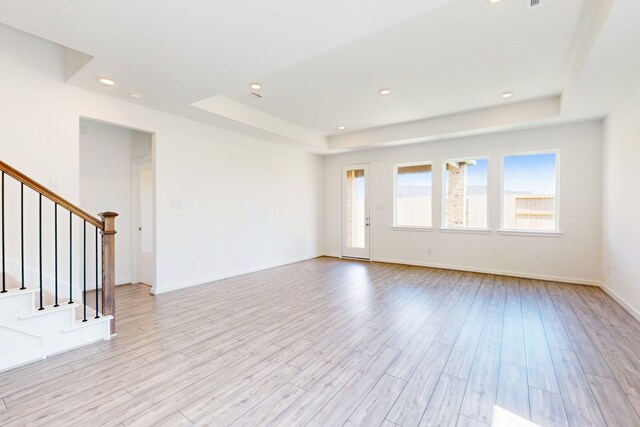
(374, 257), (601, 286)
(323, 254), (600, 286)
(599, 282), (640, 323)
(151, 254), (323, 295)
(323, 252), (342, 258)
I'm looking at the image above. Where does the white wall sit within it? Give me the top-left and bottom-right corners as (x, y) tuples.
(0, 24), (323, 295)
(324, 121), (603, 284)
(602, 87), (640, 319)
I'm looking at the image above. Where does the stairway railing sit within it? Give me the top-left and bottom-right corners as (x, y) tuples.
(0, 160), (117, 333)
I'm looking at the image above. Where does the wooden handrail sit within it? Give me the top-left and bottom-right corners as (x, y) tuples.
(0, 160), (103, 229)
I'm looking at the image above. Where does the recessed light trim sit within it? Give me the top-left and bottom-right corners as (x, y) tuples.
(129, 92), (143, 99)
(379, 89), (391, 96)
(99, 78), (115, 86)
(501, 91), (514, 99)
(337, 126), (345, 130)
(487, 0), (502, 4)
(250, 83), (262, 90)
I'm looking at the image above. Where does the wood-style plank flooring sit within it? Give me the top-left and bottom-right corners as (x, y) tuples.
(2, 257), (640, 426)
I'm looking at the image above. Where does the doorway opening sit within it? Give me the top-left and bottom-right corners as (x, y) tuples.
(79, 118), (155, 291)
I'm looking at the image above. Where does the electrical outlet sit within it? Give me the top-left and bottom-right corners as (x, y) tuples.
(606, 265), (611, 275)
(190, 260), (197, 271)
(171, 200), (183, 209)
(427, 248), (432, 255)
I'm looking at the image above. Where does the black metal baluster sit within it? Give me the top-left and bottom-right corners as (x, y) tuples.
(83, 220), (87, 322)
(54, 203), (59, 307)
(69, 211), (73, 303)
(1, 172), (5, 293)
(38, 194), (44, 310)
(20, 184), (25, 290)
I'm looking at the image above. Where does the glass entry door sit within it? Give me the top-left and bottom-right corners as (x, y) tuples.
(342, 164), (370, 259)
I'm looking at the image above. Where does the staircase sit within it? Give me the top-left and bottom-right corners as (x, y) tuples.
(0, 160), (117, 372)
(0, 288), (111, 371)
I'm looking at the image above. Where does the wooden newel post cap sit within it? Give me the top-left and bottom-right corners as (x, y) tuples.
(99, 212), (118, 234)
(99, 211), (119, 217)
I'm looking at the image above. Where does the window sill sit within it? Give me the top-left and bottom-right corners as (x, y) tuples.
(497, 229), (563, 237)
(391, 226), (435, 232)
(439, 228), (492, 235)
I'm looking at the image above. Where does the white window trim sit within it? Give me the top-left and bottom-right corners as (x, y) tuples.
(441, 156), (489, 230)
(500, 149), (561, 233)
(439, 227), (492, 235)
(393, 161), (433, 228)
(391, 225), (435, 232)
(497, 230), (563, 237)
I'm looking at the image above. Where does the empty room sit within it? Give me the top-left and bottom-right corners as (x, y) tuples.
(1, 0), (639, 426)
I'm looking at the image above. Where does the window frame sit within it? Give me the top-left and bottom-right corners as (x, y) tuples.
(499, 149), (561, 234)
(392, 161), (434, 229)
(440, 156), (490, 231)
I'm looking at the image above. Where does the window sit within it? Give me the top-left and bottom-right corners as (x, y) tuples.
(443, 158), (488, 229)
(502, 152), (558, 231)
(394, 163), (432, 227)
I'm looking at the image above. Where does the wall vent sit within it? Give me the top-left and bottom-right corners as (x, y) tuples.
(528, 0), (556, 8)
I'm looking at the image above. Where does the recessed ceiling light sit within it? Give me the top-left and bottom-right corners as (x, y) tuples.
(99, 78), (115, 86)
(487, 0), (502, 4)
(379, 89), (391, 96)
(250, 83), (262, 90)
(501, 91), (514, 99)
(129, 92), (143, 99)
(337, 126), (345, 130)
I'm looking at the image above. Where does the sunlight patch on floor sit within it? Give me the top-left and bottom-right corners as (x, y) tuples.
(492, 406), (538, 427)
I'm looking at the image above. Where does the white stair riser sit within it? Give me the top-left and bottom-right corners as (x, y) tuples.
(0, 292), (34, 322)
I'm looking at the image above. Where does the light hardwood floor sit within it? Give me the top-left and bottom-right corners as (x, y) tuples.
(1, 257), (640, 426)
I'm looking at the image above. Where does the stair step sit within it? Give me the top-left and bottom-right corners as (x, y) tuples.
(9, 304), (77, 336)
(0, 288), (38, 299)
(18, 303), (78, 320)
(62, 315), (112, 332)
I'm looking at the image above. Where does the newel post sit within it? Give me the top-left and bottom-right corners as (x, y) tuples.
(99, 211), (118, 335)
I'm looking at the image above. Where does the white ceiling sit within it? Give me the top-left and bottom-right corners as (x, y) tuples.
(224, 0), (586, 135)
(0, 0), (638, 152)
